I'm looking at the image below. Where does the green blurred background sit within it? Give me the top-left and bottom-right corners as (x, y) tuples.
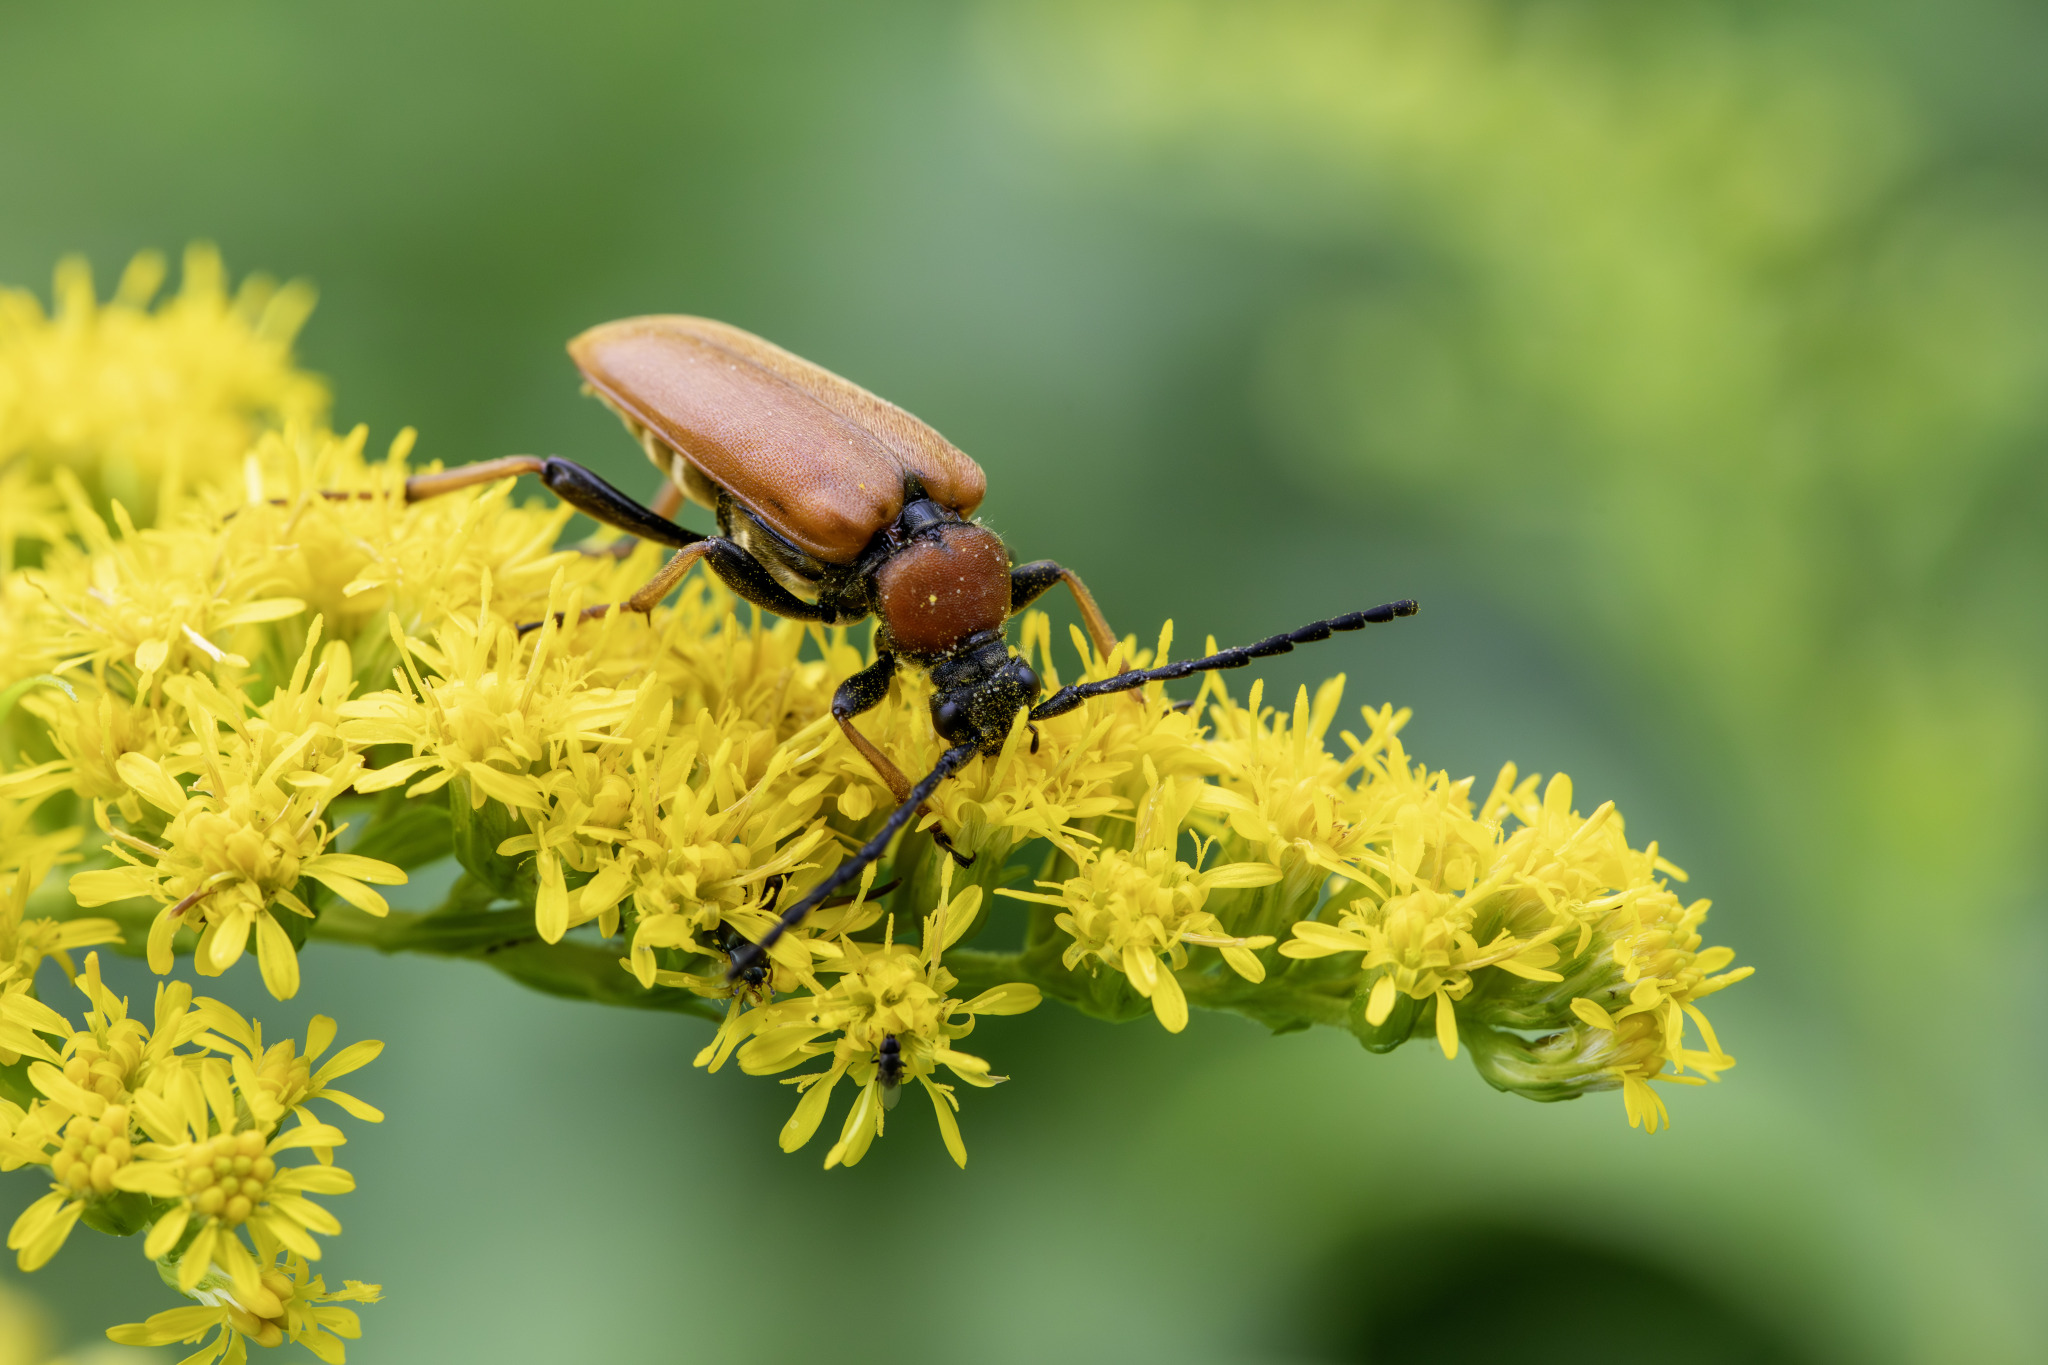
(3, 1), (2043, 1360)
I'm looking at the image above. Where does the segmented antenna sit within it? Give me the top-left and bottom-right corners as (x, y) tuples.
(721, 598), (1418, 984)
(1029, 599), (1418, 720)
(725, 741), (978, 982)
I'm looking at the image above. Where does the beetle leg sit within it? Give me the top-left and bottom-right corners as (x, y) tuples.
(407, 455), (704, 550)
(522, 534), (837, 634)
(694, 539), (833, 622)
(593, 480), (686, 558)
(832, 654), (908, 797)
(407, 458), (841, 632)
(402, 454), (548, 500)
(1010, 560), (1120, 667)
(831, 653), (973, 867)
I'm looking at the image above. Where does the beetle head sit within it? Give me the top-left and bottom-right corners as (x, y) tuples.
(927, 632), (1040, 754)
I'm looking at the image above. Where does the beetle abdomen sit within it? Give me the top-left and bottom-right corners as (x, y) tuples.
(570, 316), (986, 565)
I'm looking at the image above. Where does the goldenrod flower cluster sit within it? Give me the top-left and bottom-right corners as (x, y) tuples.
(0, 250), (1750, 1352)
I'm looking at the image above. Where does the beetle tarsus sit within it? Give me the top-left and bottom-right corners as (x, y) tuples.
(931, 826), (976, 869)
(515, 602), (637, 636)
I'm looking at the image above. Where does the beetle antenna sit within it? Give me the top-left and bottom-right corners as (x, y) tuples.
(726, 741), (980, 983)
(1029, 599), (1418, 721)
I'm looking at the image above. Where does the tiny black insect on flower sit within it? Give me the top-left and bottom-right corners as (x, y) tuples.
(876, 1033), (905, 1112)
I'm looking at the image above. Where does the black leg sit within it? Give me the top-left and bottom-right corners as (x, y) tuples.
(832, 653), (897, 723)
(592, 476), (688, 557)
(1009, 560), (1064, 610)
(533, 458), (700, 548)
(831, 653), (910, 797)
(1030, 600), (1420, 720)
(405, 456), (700, 549)
(695, 538), (833, 621)
(403, 455), (838, 631)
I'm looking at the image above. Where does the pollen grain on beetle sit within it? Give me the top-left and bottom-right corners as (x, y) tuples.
(0, 248), (1751, 1353)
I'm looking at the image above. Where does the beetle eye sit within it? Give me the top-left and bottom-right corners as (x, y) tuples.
(1011, 661), (1040, 697)
(933, 696), (972, 742)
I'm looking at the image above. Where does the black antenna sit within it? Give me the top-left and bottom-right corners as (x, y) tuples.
(1029, 599), (1418, 721)
(720, 598), (1417, 984)
(726, 741), (979, 982)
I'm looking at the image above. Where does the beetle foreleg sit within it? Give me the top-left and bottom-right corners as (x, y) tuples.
(1010, 560), (1120, 667)
(831, 653), (973, 868)
(832, 653), (906, 795)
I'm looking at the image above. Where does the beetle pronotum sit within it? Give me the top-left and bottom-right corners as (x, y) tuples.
(397, 316), (1416, 981)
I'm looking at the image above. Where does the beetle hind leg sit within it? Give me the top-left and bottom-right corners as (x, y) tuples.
(406, 455), (703, 548)
(520, 524), (834, 635)
(588, 481), (685, 558)
(518, 541), (712, 635)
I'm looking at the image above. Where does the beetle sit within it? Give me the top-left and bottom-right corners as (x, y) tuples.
(397, 316), (1416, 983)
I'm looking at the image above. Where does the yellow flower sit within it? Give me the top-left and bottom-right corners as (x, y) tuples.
(188, 1000), (385, 1129)
(2, 955), (201, 1269)
(68, 621), (405, 999)
(117, 1102), (355, 1305)
(5, 1102), (143, 1271)
(0, 953), (376, 1300)
(0, 244), (324, 528)
(17, 477), (308, 690)
(108, 1247), (380, 1362)
(0, 798), (116, 989)
(728, 873), (1041, 1167)
(0, 964), (72, 1074)
(1002, 767), (1279, 1032)
(1280, 727), (1752, 1114)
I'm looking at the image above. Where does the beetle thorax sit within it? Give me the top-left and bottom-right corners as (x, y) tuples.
(873, 523), (1011, 658)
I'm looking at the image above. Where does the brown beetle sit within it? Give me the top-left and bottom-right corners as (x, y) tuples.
(399, 316), (1417, 980)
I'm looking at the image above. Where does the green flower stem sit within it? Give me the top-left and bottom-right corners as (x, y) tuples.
(946, 942), (1356, 1034)
(939, 947), (1028, 998)
(309, 896), (720, 1019)
(39, 880), (719, 1021)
